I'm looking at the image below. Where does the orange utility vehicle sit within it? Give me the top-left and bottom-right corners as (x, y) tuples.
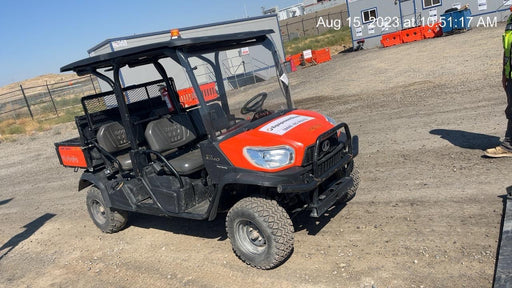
(55, 29), (358, 269)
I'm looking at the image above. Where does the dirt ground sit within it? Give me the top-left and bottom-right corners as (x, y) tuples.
(0, 24), (510, 288)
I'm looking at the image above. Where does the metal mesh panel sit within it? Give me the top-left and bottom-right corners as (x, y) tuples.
(82, 91), (117, 114)
(82, 79), (166, 115)
(125, 83), (162, 104)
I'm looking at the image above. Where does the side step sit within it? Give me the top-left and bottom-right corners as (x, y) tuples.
(185, 199), (210, 215)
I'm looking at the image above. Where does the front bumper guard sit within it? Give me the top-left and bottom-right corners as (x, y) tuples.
(277, 122), (358, 217)
(310, 176), (354, 217)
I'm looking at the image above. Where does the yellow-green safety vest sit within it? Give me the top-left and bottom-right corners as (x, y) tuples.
(504, 14), (512, 79)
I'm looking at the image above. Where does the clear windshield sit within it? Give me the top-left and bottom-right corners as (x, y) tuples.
(183, 43), (291, 138)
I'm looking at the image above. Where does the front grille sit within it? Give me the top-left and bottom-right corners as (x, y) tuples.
(316, 148), (344, 176)
(302, 133), (340, 166)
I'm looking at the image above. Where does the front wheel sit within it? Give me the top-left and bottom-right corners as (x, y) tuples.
(226, 197), (294, 269)
(337, 164), (360, 204)
(86, 187), (128, 233)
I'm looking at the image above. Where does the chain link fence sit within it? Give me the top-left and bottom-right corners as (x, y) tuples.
(280, 7), (349, 42)
(0, 75), (99, 121)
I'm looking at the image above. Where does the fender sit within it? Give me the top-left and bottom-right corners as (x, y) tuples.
(207, 167), (305, 221)
(78, 171), (112, 207)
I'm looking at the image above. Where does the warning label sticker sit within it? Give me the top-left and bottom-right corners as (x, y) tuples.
(259, 114), (314, 135)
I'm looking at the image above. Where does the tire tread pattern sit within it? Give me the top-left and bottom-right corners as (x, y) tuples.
(338, 166), (360, 204)
(226, 196), (294, 269)
(86, 187), (128, 234)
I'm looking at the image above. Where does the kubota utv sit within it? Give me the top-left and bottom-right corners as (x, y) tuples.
(55, 29), (359, 269)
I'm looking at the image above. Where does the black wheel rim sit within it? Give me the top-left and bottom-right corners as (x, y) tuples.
(235, 219), (266, 255)
(90, 199), (107, 225)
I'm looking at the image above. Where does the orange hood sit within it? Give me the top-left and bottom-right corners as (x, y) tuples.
(219, 110), (335, 172)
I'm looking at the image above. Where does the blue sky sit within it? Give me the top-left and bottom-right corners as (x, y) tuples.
(0, 0), (301, 87)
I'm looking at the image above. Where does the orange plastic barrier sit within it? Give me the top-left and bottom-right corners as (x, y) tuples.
(285, 56), (297, 71)
(289, 53), (302, 67)
(422, 23), (443, 39)
(312, 48), (331, 64)
(380, 31), (402, 47)
(177, 82), (218, 108)
(401, 27), (424, 43)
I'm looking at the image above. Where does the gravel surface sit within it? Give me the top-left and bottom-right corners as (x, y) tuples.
(0, 24), (509, 287)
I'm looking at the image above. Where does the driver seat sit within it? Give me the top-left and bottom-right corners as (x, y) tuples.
(207, 102), (230, 132)
(188, 102), (230, 137)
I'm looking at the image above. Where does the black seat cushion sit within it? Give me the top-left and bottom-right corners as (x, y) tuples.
(116, 153), (133, 170)
(168, 149), (203, 175)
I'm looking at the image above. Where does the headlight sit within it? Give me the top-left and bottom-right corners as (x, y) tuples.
(243, 146), (295, 169)
(324, 115), (337, 125)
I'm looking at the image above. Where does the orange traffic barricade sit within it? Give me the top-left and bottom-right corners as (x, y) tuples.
(401, 27), (424, 43)
(312, 48), (331, 64)
(380, 31), (402, 47)
(422, 23), (443, 39)
(177, 82), (218, 108)
(289, 53), (302, 67)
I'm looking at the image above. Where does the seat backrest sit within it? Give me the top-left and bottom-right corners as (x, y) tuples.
(207, 102), (230, 132)
(96, 122), (131, 153)
(145, 114), (197, 153)
(187, 102), (229, 137)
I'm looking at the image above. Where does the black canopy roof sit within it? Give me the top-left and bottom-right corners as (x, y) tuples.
(61, 29), (274, 75)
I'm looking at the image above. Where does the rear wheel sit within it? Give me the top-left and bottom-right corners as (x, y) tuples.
(226, 196), (294, 269)
(86, 186), (128, 233)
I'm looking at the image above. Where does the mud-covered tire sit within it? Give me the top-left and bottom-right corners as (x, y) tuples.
(226, 197), (294, 269)
(86, 187), (128, 233)
(337, 164), (360, 204)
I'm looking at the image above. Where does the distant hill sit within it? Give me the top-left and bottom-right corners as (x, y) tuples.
(0, 73), (79, 96)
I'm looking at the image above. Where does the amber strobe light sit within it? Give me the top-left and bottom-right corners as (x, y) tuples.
(170, 29), (180, 39)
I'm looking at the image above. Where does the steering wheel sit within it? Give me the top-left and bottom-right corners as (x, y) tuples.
(241, 92), (267, 115)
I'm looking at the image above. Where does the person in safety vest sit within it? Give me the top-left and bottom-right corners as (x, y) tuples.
(485, 7), (512, 157)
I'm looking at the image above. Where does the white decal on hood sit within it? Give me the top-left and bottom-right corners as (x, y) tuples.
(259, 114), (314, 135)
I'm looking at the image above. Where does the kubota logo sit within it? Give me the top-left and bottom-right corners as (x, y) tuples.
(321, 140), (330, 152)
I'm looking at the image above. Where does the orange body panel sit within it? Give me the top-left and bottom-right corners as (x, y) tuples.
(58, 146), (87, 168)
(219, 110), (334, 172)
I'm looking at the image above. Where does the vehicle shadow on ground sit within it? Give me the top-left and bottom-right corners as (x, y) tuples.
(0, 198), (14, 206)
(430, 129), (500, 150)
(128, 213), (228, 241)
(292, 203), (346, 235)
(0, 213), (56, 261)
